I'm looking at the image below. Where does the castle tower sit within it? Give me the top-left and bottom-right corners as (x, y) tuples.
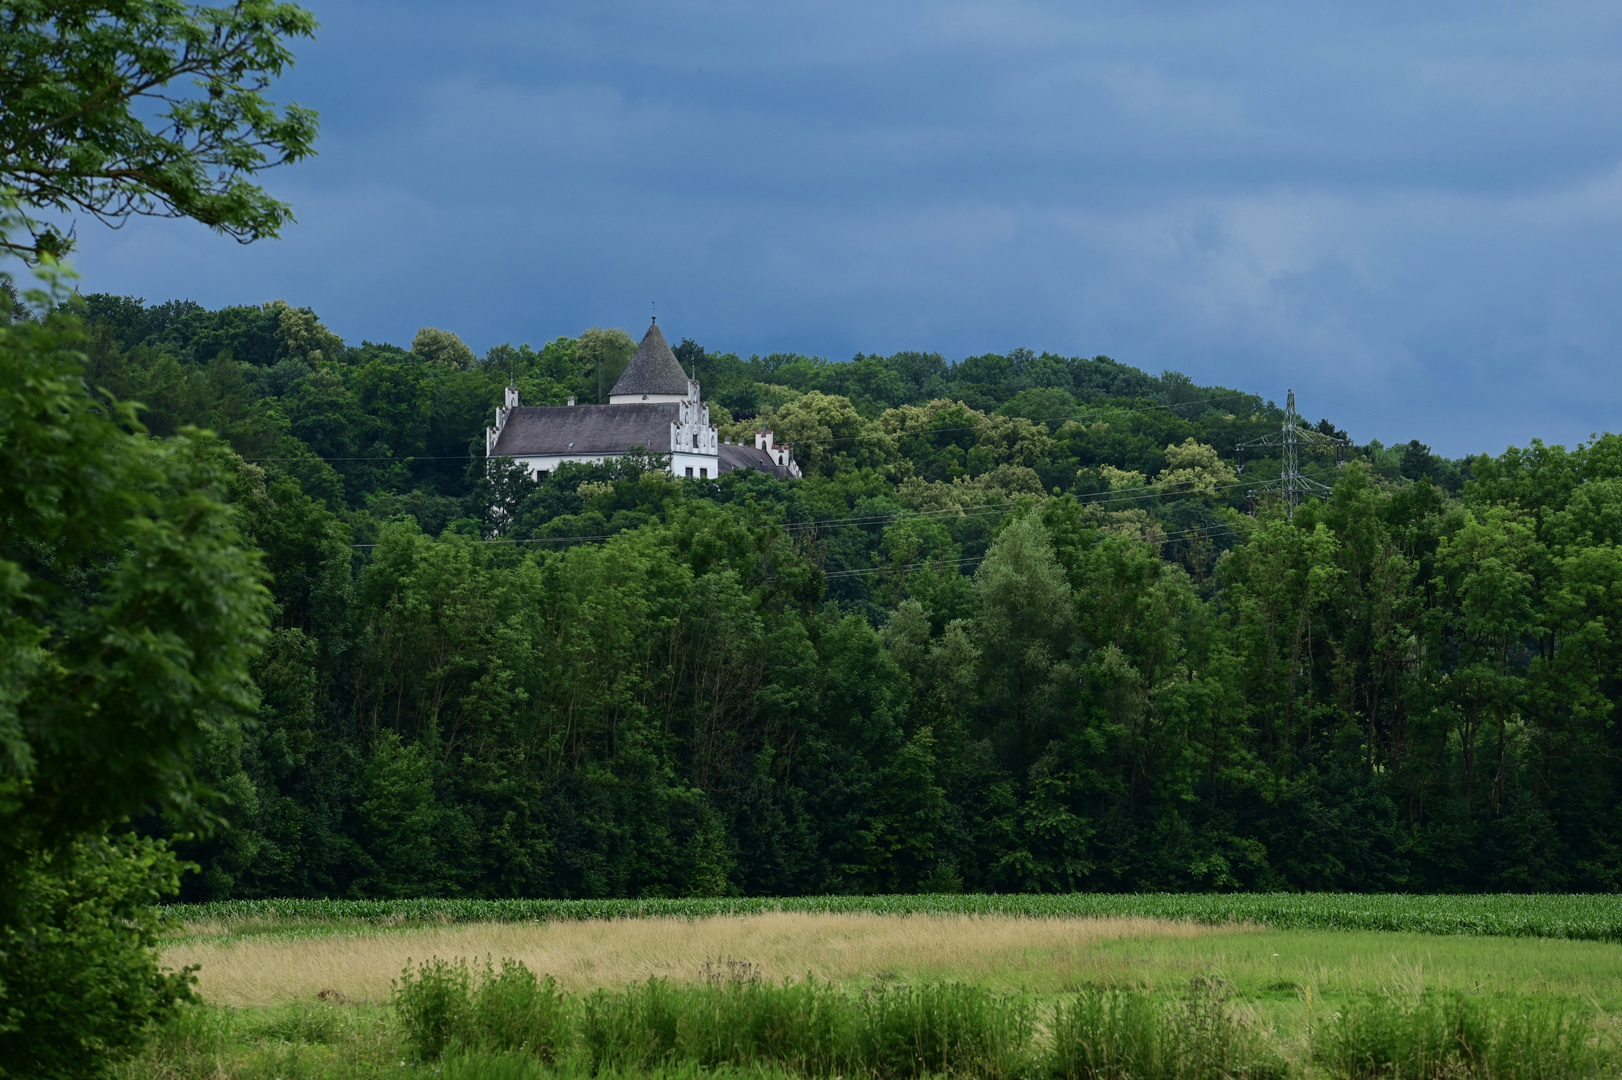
(609, 322), (693, 404)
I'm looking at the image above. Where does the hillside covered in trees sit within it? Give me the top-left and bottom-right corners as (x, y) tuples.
(56, 292), (1622, 897)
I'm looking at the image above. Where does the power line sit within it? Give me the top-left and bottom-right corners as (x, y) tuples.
(247, 454), (478, 462)
(824, 556), (988, 580)
(350, 532), (618, 550)
(242, 388), (1286, 465)
(820, 523), (1245, 581)
(346, 476), (1244, 548)
(348, 477), (1265, 551)
(784, 475), (1264, 537)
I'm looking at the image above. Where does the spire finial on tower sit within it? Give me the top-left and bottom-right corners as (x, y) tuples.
(651, 300), (656, 325)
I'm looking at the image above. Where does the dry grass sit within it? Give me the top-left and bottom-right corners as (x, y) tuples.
(166, 912), (1236, 1008)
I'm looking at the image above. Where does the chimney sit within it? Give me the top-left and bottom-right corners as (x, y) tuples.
(567, 394), (576, 407)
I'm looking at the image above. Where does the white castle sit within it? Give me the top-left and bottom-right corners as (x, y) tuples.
(485, 320), (800, 480)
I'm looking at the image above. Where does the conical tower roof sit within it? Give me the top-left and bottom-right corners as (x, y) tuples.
(611, 322), (690, 397)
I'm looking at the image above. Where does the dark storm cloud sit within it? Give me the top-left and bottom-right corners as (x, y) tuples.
(70, 0), (1622, 455)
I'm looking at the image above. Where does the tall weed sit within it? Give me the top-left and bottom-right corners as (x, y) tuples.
(579, 978), (687, 1070)
(1049, 978), (1287, 1080)
(581, 977), (858, 1075)
(472, 959), (570, 1059)
(1313, 990), (1604, 1079)
(1050, 986), (1163, 1079)
(857, 981), (1033, 1079)
(397, 958), (1033, 1077)
(250, 1001), (347, 1044)
(393, 957), (475, 1060)
(579, 975), (1035, 1077)
(113, 1002), (232, 1079)
(393, 956), (570, 1061)
(436, 1047), (551, 1080)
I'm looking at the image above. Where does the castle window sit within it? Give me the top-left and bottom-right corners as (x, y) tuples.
(685, 466), (694, 478)
(700, 468), (707, 478)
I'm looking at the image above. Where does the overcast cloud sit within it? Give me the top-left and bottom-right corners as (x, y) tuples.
(66, 0), (1622, 456)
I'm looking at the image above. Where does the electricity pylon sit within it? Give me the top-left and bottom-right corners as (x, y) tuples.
(1235, 389), (1345, 519)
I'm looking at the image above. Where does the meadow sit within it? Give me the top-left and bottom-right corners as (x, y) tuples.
(121, 896), (1622, 1079)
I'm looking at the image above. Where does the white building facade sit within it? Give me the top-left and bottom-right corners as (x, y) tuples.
(485, 320), (800, 480)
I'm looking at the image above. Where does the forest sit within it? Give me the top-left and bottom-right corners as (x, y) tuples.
(51, 292), (1622, 898)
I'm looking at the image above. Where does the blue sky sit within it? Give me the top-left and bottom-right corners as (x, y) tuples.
(68, 0), (1622, 457)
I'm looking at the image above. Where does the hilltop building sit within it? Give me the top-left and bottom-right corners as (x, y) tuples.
(485, 320), (801, 480)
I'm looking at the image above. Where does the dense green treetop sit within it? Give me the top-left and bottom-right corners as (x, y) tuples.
(0, 4), (318, 1070)
(47, 293), (1619, 904)
(0, 279), (274, 1075)
(1, 282), (271, 848)
(0, 0), (319, 259)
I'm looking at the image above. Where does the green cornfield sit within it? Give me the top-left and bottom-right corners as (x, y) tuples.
(164, 893), (1622, 941)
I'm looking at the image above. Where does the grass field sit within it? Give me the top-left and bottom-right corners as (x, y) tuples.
(169, 913), (1234, 1005)
(166, 912), (1622, 1009)
(120, 898), (1622, 1079)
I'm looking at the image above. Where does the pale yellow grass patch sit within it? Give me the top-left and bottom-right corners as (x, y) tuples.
(167, 912), (1242, 1008)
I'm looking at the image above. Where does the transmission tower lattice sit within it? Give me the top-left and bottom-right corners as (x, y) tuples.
(1235, 389), (1345, 519)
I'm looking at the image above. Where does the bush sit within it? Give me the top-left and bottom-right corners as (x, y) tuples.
(1313, 990), (1603, 1080)
(104, 1000), (230, 1080)
(0, 836), (196, 1080)
(0, 281), (268, 1078)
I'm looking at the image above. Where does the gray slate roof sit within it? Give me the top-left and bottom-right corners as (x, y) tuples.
(719, 442), (795, 478)
(611, 322), (691, 397)
(490, 403), (677, 457)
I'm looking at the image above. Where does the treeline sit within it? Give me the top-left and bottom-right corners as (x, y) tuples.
(71, 294), (1622, 897)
